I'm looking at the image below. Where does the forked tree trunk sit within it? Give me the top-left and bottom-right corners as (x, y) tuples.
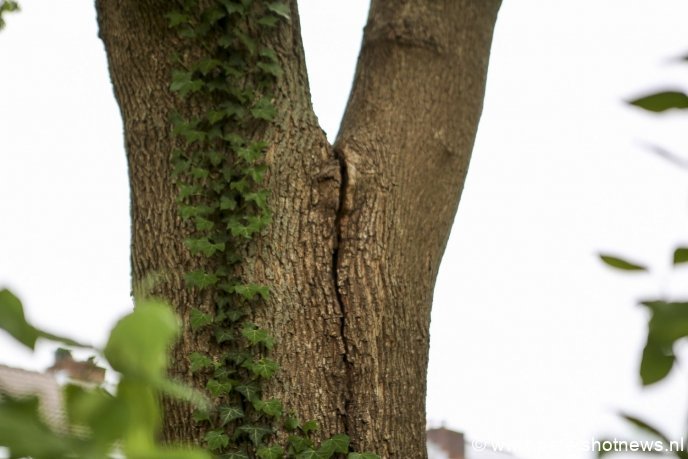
(95, 1), (501, 457)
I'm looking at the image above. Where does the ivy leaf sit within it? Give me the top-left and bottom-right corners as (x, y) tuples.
(599, 254), (647, 271)
(288, 435), (313, 454)
(259, 48), (278, 63)
(192, 408), (211, 423)
(301, 420), (319, 435)
(190, 308), (213, 331)
(0, 288), (39, 349)
(191, 166), (210, 180)
(241, 323), (275, 349)
(225, 307), (249, 323)
(318, 434), (350, 457)
(214, 365), (235, 380)
(206, 150), (224, 167)
(227, 219), (250, 238)
(229, 177), (250, 193)
(295, 450), (317, 459)
(348, 454), (380, 459)
(205, 430), (230, 450)
(257, 15), (279, 28)
(166, 12), (191, 28)
(170, 70), (204, 98)
(257, 61), (283, 79)
(629, 91), (688, 112)
(194, 216), (215, 232)
(235, 29), (256, 55)
(182, 129), (206, 145)
(185, 237), (225, 257)
(234, 284), (270, 301)
(251, 97), (277, 121)
(245, 191), (269, 209)
(221, 195), (238, 210)
(219, 0), (245, 16)
(246, 357), (279, 379)
(202, 7), (225, 25)
(219, 405), (244, 425)
(235, 383), (261, 402)
(237, 425), (273, 447)
(673, 247), (688, 265)
(207, 109), (226, 125)
(207, 379), (232, 397)
(189, 352), (214, 373)
(257, 445), (285, 459)
(179, 205), (214, 220)
(267, 2), (290, 20)
(215, 327), (235, 344)
(284, 415), (300, 431)
(179, 183), (200, 200)
(184, 270), (219, 289)
(253, 398), (282, 417)
(246, 165), (267, 183)
(225, 350), (251, 366)
(224, 451), (250, 459)
(224, 453), (250, 459)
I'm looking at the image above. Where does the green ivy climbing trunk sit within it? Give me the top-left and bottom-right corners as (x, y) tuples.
(96, 0), (501, 457)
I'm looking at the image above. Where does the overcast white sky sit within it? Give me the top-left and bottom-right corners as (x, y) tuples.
(2, 2), (688, 459)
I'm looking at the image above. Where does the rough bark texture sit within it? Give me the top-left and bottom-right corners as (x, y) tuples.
(96, 0), (500, 457)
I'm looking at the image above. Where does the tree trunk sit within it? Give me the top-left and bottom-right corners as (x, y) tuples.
(95, 0), (501, 457)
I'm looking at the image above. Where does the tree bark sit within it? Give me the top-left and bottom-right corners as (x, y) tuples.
(96, 0), (500, 457)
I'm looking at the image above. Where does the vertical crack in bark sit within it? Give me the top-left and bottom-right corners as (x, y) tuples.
(332, 146), (353, 435)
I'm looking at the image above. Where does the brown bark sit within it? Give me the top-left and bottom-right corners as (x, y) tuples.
(96, 0), (500, 457)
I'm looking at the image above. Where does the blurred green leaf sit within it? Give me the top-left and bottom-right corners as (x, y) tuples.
(640, 339), (674, 385)
(0, 288), (39, 348)
(673, 247), (688, 265)
(104, 299), (179, 382)
(0, 0), (19, 30)
(619, 413), (671, 442)
(637, 300), (688, 385)
(599, 254), (647, 271)
(629, 91), (688, 112)
(64, 384), (124, 447)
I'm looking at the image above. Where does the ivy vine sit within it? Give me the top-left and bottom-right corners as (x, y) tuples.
(166, 1), (377, 458)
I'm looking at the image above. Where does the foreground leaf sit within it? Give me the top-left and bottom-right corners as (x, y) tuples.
(599, 254), (647, 271)
(104, 299), (179, 381)
(673, 247), (688, 265)
(629, 91), (688, 112)
(0, 288), (39, 348)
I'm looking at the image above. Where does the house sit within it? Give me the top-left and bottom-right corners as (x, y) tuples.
(0, 349), (105, 429)
(427, 427), (518, 459)
(0, 363), (64, 428)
